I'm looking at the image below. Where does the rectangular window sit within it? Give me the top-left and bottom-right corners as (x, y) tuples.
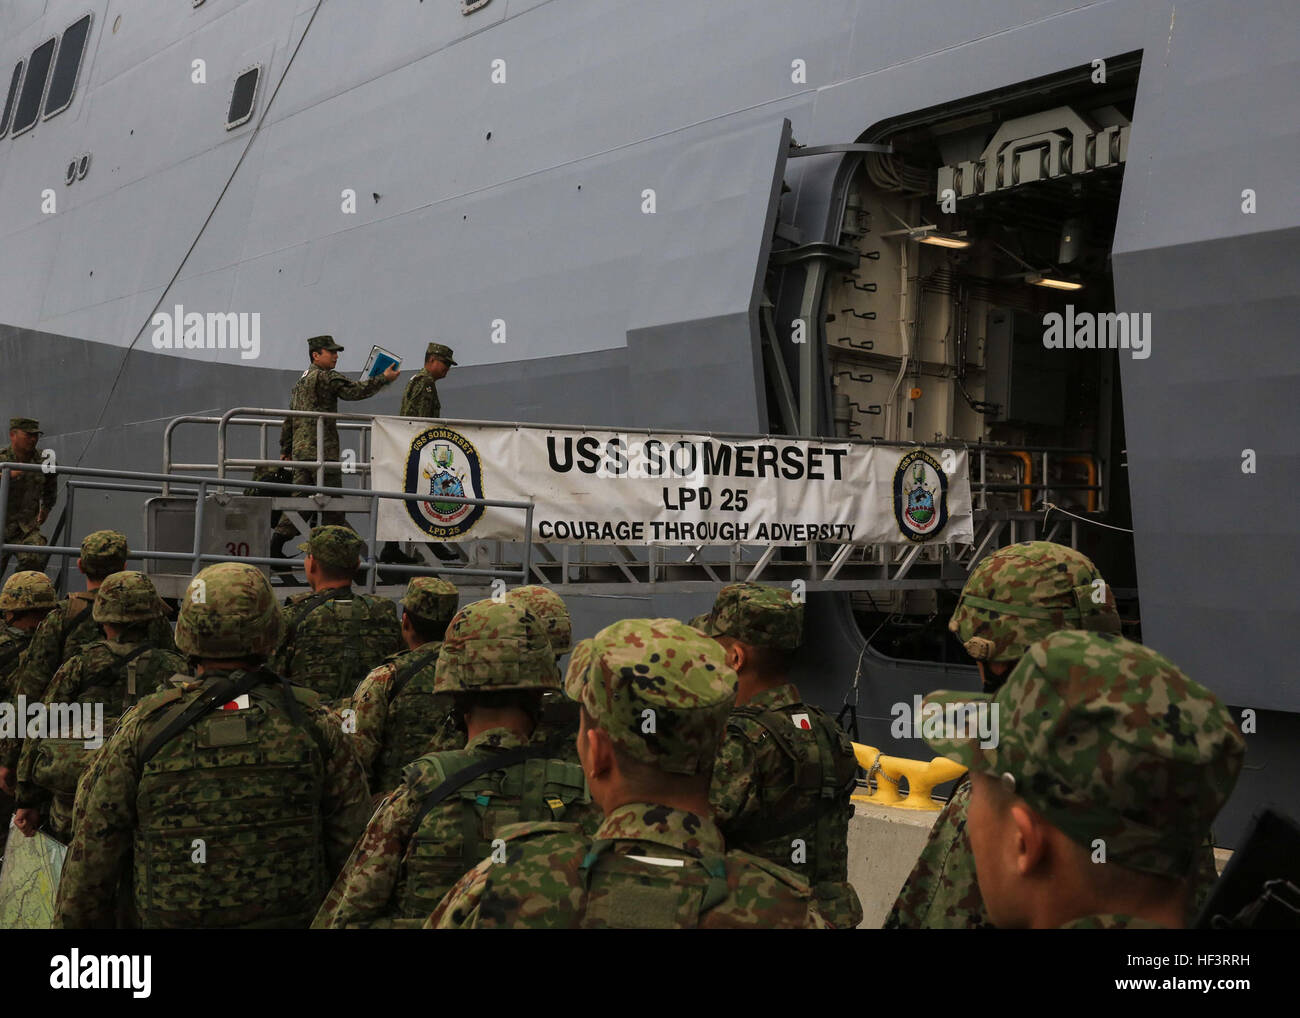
(226, 65), (259, 129)
(0, 60), (23, 137)
(11, 36), (55, 136)
(44, 13), (93, 119)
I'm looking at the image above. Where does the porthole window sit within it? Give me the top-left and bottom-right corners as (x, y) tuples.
(11, 37), (55, 136)
(226, 65), (259, 130)
(65, 159), (77, 185)
(78, 152), (90, 178)
(44, 14), (93, 119)
(0, 61), (23, 137)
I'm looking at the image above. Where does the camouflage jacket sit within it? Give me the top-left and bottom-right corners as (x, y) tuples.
(272, 588), (401, 706)
(428, 800), (830, 929)
(530, 690), (581, 766)
(710, 683), (862, 928)
(349, 642), (453, 795)
(884, 776), (1221, 928)
(3, 594), (174, 769)
(399, 371), (441, 419)
(0, 623), (35, 699)
(0, 445), (57, 526)
(313, 727), (593, 928)
(15, 638), (187, 812)
(53, 670), (372, 929)
(280, 366), (390, 458)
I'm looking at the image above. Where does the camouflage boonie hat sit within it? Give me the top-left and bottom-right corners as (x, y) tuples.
(401, 576), (459, 623)
(564, 618), (738, 776)
(949, 541), (1120, 663)
(298, 525), (362, 569)
(924, 630), (1246, 878)
(0, 571), (56, 611)
(504, 585), (571, 654)
(704, 582), (803, 649)
(425, 342), (456, 366)
(176, 562), (283, 659)
(93, 571), (168, 623)
(308, 334), (344, 352)
(80, 530), (129, 572)
(686, 613), (711, 629)
(9, 417), (41, 435)
(434, 599), (557, 694)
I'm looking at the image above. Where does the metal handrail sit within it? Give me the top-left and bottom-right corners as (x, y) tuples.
(0, 462), (535, 593)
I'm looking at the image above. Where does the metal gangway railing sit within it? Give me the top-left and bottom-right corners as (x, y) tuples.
(154, 408), (1109, 594)
(0, 460), (535, 597)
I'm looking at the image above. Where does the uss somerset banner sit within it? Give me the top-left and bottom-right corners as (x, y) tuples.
(372, 418), (974, 547)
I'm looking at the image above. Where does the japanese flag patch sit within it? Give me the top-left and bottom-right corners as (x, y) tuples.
(792, 712), (812, 730)
(221, 694), (250, 711)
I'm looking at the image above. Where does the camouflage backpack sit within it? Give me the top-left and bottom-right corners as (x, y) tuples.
(130, 670), (334, 928)
(721, 701), (858, 892)
(371, 645), (452, 794)
(278, 588), (400, 703)
(30, 640), (186, 797)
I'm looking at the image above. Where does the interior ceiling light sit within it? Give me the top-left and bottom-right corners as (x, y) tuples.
(881, 222), (971, 248)
(1026, 273), (1084, 291)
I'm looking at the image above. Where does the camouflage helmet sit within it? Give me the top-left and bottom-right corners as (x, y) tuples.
(948, 541), (1120, 664)
(434, 599), (557, 694)
(175, 562), (282, 659)
(401, 576), (459, 625)
(93, 571), (167, 624)
(504, 585), (572, 654)
(564, 618), (738, 776)
(704, 582), (803, 649)
(0, 571), (56, 612)
(80, 529), (129, 574)
(924, 630), (1245, 878)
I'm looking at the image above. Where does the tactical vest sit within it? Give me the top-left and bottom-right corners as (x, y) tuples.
(721, 702), (858, 891)
(0, 629), (33, 693)
(577, 839), (731, 929)
(32, 643), (180, 797)
(131, 671), (332, 929)
(372, 646), (453, 793)
(56, 596), (175, 671)
(282, 589), (398, 703)
(396, 745), (589, 917)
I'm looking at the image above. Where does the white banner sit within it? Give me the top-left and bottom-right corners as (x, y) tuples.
(372, 419), (974, 547)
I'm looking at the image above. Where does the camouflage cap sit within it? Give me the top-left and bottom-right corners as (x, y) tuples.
(9, 417), (41, 435)
(176, 562), (282, 659)
(298, 525), (362, 570)
(0, 571), (56, 611)
(80, 530), (129, 572)
(564, 618), (738, 776)
(434, 599), (557, 694)
(949, 541), (1120, 663)
(93, 571), (168, 623)
(704, 582), (803, 649)
(686, 613), (711, 630)
(425, 342), (456, 366)
(504, 585), (571, 654)
(924, 630), (1246, 878)
(401, 576), (459, 624)
(308, 334), (344, 352)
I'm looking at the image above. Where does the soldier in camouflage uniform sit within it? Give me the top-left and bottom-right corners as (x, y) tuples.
(350, 575), (460, 796)
(1, 417), (57, 574)
(506, 584), (583, 766)
(399, 342), (455, 419)
(2, 531), (174, 781)
(428, 617), (828, 929)
(702, 582), (862, 929)
(271, 334), (399, 549)
(0, 571), (57, 828)
(925, 630), (1245, 929)
(314, 598), (594, 928)
(272, 526), (401, 708)
(13, 572), (184, 843)
(54, 562), (372, 929)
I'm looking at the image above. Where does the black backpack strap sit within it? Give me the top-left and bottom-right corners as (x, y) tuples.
(281, 587), (351, 648)
(388, 648), (438, 699)
(62, 598), (95, 642)
(138, 669), (273, 767)
(411, 734), (565, 833)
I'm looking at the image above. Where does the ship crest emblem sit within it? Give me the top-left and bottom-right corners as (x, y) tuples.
(404, 428), (486, 538)
(893, 449), (949, 542)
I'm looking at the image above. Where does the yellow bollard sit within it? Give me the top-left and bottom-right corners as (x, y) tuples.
(850, 743), (967, 811)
